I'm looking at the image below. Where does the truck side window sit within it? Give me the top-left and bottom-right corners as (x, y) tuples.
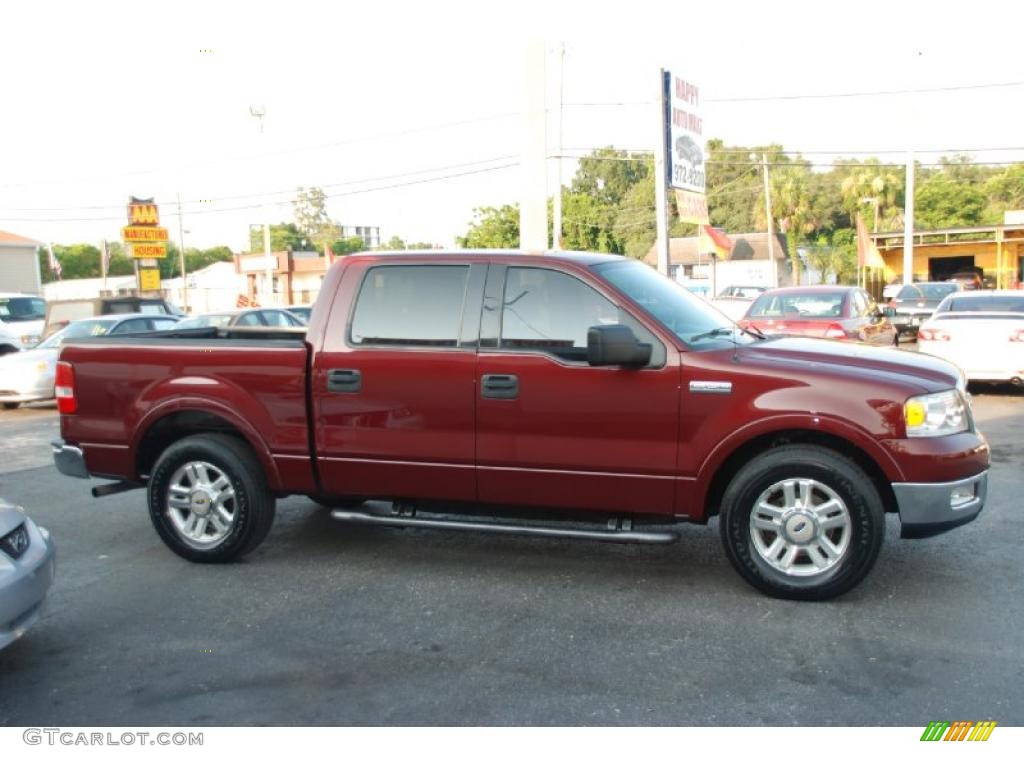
(350, 265), (469, 347)
(499, 267), (664, 366)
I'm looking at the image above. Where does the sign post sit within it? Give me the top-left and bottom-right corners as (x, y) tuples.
(123, 197), (167, 294)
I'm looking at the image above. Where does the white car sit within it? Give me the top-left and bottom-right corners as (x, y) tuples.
(0, 293), (46, 355)
(711, 286), (767, 322)
(917, 290), (1024, 384)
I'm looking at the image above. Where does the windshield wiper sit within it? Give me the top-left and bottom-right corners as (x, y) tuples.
(741, 323), (766, 340)
(689, 326), (737, 343)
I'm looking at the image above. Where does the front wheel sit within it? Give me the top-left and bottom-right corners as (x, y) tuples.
(147, 433), (275, 563)
(719, 445), (885, 601)
(2, 402), (19, 411)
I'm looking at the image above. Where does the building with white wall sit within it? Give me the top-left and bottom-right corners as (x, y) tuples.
(0, 230), (43, 295)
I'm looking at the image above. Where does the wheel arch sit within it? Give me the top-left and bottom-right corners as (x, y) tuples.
(699, 427), (900, 523)
(133, 403), (282, 491)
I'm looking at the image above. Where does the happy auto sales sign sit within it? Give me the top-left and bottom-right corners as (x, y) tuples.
(668, 75), (705, 194)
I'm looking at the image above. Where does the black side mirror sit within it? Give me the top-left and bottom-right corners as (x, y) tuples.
(587, 324), (651, 367)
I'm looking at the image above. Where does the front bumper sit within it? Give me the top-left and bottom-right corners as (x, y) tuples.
(52, 440), (90, 479)
(893, 470), (988, 539)
(0, 521), (57, 650)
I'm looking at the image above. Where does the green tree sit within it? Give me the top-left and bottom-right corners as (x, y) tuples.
(570, 147), (649, 206)
(293, 187), (336, 246)
(330, 236), (368, 255)
(838, 160), (904, 232)
(457, 205), (520, 248)
(915, 173), (987, 229)
(249, 222), (309, 252)
(984, 163), (1024, 219)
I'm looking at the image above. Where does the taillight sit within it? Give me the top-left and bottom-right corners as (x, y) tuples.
(824, 324), (847, 339)
(919, 328), (950, 342)
(55, 361), (77, 414)
(1010, 330), (1024, 343)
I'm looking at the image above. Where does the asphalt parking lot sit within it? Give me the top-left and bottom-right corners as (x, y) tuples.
(1, 386), (1022, 727)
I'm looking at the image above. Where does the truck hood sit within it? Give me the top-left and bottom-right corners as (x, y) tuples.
(739, 336), (962, 392)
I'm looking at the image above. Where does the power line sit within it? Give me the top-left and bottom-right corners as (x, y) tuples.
(562, 80), (1024, 107)
(0, 113), (520, 191)
(0, 156), (519, 213)
(1, 163), (519, 223)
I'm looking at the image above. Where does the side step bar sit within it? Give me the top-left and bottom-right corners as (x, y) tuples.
(330, 509), (678, 544)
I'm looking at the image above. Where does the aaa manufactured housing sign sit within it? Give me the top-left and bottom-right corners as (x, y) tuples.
(122, 226), (170, 242)
(132, 243), (167, 259)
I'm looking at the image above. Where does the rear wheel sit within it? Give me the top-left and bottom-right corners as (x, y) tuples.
(719, 445), (885, 601)
(147, 433), (275, 563)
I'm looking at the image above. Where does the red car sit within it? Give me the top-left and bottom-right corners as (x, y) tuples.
(739, 286), (897, 346)
(52, 252), (987, 601)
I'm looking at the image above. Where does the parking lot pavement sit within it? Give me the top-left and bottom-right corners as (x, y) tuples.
(1, 391), (1022, 726)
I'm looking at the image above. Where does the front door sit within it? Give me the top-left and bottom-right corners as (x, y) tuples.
(313, 260), (485, 502)
(475, 263), (681, 517)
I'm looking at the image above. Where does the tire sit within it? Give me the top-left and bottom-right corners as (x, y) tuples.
(307, 494), (367, 509)
(2, 402), (19, 411)
(719, 445), (885, 601)
(147, 433), (275, 563)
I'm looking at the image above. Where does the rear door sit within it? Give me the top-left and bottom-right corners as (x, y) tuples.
(312, 259), (485, 502)
(475, 263), (681, 516)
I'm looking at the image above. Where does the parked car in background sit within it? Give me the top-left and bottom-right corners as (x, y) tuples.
(711, 286), (767, 321)
(947, 272), (984, 291)
(43, 295), (179, 339)
(284, 305), (312, 324)
(917, 290), (1024, 384)
(886, 282), (960, 337)
(739, 286), (897, 346)
(0, 293), (46, 355)
(0, 314), (179, 410)
(173, 308), (306, 330)
(0, 498), (56, 650)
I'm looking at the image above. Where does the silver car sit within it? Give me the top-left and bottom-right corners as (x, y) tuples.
(0, 313), (179, 410)
(0, 498), (56, 650)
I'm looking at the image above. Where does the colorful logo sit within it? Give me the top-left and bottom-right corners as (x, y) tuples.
(920, 721), (997, 741)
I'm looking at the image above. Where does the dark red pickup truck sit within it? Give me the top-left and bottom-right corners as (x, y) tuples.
(52, 251), (990, 600)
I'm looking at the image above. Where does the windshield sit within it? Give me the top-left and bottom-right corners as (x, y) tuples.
(940, 295), (1024, 313)
(176, 314), (233, 329)
(749, 291), (846, 318)
(38, 318), (118, 348)
(920, 283), (958, 300)
(592, 260), (746, 350)
(0, 297), (46, 322)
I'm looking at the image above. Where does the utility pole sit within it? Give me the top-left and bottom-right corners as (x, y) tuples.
(551, 43), (565, 250)
(250, 104), (274, 305)
(903, 51), (920, 285)
(520, 42), (548, 251)
(176, 193), (188, 312)
(762, 153), (777, 287)
(653, 69), (670, 276)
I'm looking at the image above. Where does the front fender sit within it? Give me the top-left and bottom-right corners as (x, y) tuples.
(692, 413), (904, 521)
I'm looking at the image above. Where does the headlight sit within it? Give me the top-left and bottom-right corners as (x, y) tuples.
(904, 389), (969, 437)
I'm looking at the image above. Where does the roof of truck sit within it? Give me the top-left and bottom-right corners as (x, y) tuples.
(352, 250), (627, 266)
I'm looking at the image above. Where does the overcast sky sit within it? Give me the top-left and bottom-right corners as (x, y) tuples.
(2, 0), (1022, 253)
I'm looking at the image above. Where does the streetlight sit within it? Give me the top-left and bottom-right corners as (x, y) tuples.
(249, 104), (273, 305)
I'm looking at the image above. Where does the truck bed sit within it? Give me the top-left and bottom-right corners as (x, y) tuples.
(58, 327), (314, 491)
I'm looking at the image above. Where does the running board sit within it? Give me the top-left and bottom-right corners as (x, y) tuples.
(330, 509), (678, 544)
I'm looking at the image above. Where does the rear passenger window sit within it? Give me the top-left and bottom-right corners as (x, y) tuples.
(499, 267), (664, 365)
(111, 319), (150, 334)
(235, 312), (263, 327)
(350, 265), (469, 347)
